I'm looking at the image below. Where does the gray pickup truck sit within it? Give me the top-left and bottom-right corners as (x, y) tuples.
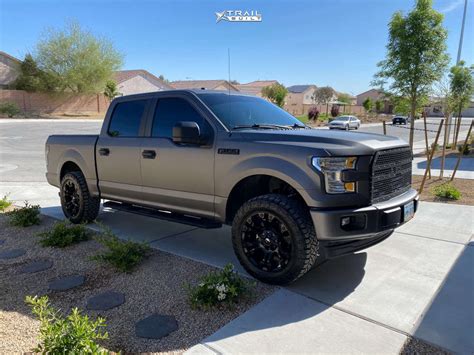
(46, 90), (418, 284)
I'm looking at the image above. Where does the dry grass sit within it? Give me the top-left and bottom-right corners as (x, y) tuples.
(0, 215), (275, 353)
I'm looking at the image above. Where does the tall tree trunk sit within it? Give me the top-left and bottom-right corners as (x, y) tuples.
(409, 101), (416, 150)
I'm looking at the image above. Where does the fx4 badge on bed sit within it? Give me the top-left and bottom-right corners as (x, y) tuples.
(218, 148), (240, 155)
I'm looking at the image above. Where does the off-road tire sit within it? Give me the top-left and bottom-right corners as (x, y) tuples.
(60, 171), (100, 224)
(232, 194), (319, 285)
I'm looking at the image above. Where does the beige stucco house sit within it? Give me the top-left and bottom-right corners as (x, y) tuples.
(356, 88), (393, 113)
(114, 70), (173, 96)
(284, 85), (318, 115)
(0, 51), (21, 89)
(170, 80), (239, 92)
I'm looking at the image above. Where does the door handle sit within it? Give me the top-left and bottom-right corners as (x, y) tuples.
(99, 148), (110, 156)
(142, 150), (156, 159)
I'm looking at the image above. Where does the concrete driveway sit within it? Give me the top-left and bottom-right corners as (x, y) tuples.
(1, 118), (473, 353)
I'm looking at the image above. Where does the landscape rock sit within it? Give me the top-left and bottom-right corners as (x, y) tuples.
(49, 275), (85, 291)
(19, 260), (53, 273)
(135, 314), (179, 339)
(86, 290), (125, 311)
(0, 248), (26, 260)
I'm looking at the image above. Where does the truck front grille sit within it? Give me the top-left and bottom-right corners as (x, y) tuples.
(370, 147), (412, 204)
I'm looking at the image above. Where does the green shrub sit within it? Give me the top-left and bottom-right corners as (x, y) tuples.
(6, 202), (40, 227)
(25, 295), (108, 354)
(0, 194), (12, 211)
(0, 102), (21, 117)
(432, 183), (461, 200)
(92, 225), (150, 272)
(187, 263), (254, 309)
(457, 144), (471, 155)
(38, 221), (90, 247)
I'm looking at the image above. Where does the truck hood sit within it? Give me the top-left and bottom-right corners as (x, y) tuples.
(234, 128), (408, 156)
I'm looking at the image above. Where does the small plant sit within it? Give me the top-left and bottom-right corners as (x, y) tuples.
(93, 225), (150, 272)
(0, 194), (12, 212)
(458, 144), (471, 155)
(308, 107), (319, 121)
(26, 295), (108, 354)
(0, 101), (21, 117)
(38, 221), (90, 248)
(6, 202), (40, 227)
(187, 263), (254, 309)
(432, 182), (461, 200)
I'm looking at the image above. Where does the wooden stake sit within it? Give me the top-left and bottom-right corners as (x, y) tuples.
(440, 116), (449, 179)
(383, 120), (387, 135)
(419, 119), (444, 194)
(423, 116), (431, 179)
(450, 120), (473, 181)
(454, 116), (462, 150)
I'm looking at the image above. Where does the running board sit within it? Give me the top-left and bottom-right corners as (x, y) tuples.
(102, 201), (222, 229)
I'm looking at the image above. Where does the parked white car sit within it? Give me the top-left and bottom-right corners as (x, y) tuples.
(328, 115), (361, 130)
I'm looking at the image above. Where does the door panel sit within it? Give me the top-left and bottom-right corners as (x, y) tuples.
(96, 99), (149, 201)
(96, 136), (143, 201)
(139, 96), (216, 217)
(140, 138), (215, 217)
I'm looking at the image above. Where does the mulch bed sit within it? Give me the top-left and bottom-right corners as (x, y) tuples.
(0, 214), (275, 354)
(412, 175), (474, 206)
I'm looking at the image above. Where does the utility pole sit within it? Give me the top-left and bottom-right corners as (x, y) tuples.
(457, 0), (468, 65)
(447, 0), (468, 150)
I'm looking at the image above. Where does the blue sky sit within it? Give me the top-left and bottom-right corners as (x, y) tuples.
(0, 0), (472, 95)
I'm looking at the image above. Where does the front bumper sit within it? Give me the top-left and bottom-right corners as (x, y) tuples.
(310, 188), (419, 258)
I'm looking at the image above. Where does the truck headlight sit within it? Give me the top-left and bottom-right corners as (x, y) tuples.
(311, 157), (357, 194)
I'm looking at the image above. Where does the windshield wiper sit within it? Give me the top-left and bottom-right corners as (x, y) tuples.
(232, 124), (292, 130)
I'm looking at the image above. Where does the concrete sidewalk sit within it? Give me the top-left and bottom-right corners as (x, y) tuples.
(33, 199), (474, 354)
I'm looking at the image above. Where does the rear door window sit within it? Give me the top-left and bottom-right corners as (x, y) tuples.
(108, 100), (147, 137)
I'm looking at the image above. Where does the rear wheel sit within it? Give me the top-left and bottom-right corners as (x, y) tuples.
(345, 125), (349, 130)
(60, 171), (100, 224)
(232, 194), (319, 285)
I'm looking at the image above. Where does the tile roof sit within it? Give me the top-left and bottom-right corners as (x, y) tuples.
(113, 69), (173, 88)
(238, 80), (278, 87)
(0, 51), (22, 64)
(287, 85), (316, 93)
(170, 80), (239, 91)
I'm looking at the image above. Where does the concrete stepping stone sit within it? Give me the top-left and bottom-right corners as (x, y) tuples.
(20, 260), (53, 273)
(135, 314), (178, 339)
(0, 248), (26, 259)
(49, 275), (85, 291)
(86, 291), (125, 311)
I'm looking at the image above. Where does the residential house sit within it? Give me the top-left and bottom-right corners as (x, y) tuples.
(424, 97), (474, 117)
(356, 88), (393, 113)
(284, 85), (317, 115)
(235, 80), (278, 97)
(114, 70), (173, 96)
(0, 51), (21, 89)
(170, 80), (239, 92)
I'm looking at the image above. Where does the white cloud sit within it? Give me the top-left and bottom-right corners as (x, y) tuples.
(438, 0), (464, 13)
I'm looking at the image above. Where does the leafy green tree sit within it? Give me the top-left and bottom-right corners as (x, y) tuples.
(375, 100), (383, 112)
(313, 86), (334, 105)
(14, 54), (56, 92)
(159, 74), (171, 84)
(362, 97), (373, 112)
(373, 0), (449, 148)
(337, 93), (352, 105)
(36, 21), (123, 93)
(449, 61), (474, 120)
(261, 83), (288, 107)
(103, 80), (120, 101)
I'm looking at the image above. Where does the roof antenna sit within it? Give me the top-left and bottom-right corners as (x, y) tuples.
(228, 48), (232, 130)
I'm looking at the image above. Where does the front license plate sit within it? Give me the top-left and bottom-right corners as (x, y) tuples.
(404, 201), (415, 222)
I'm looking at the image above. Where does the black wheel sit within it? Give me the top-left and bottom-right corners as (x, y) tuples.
(60, 171), (100, 223)
(232, 194), (319, 285)
(345, 125), (349, 130)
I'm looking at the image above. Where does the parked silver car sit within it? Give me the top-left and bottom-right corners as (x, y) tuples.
(328, 115), (360, 130)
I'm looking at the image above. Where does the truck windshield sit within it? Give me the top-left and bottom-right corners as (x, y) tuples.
(197, 93), (302, 130)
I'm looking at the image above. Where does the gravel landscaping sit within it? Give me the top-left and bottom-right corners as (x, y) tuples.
(0, 214), (275, 353)
(412, 175), (474, 206)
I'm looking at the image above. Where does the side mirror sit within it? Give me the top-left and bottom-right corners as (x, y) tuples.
(172, 121), (201, 145)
